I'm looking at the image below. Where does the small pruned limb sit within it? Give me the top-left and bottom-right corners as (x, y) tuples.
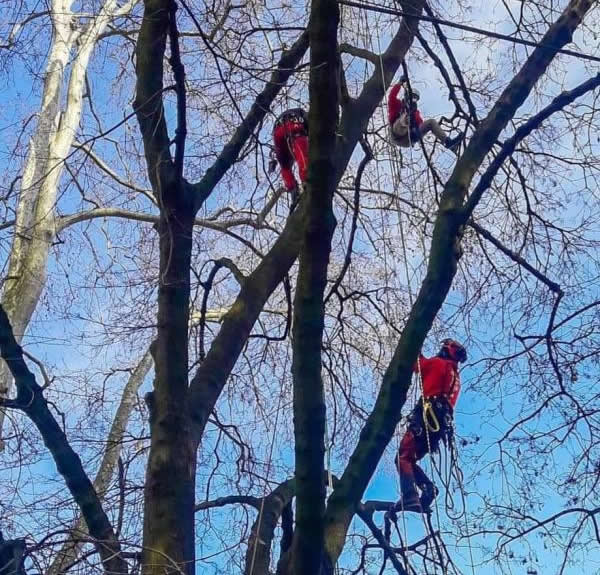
(356, 504), (409, 575)
(167, 0), (186, 183)
(21, 350), (54, 389)
(470, 221), (562, 294)
(423, 2), (479, 126)
(464, 71), (600, 219)
(326, 136), (372, 304)
(414, 31), (467, 122)
(339, 42), (379, 65)
(0, 305), (127, 575)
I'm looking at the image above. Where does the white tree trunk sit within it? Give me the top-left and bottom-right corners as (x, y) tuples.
(0, 0), (137, 447)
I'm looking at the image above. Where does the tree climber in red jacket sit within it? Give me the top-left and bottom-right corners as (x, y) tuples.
(394, 339), (467, 513)
(388, 79), (463, 152)
(269, 108), (309, 204)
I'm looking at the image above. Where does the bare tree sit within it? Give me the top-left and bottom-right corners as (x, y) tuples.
(1, 1), (600, 575)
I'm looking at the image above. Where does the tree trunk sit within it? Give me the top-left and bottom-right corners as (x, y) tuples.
(135, 2), (196, 573)
(142, 209), (196, 575)
(289, 0), (339, 572)
(0, 0), (136, 447)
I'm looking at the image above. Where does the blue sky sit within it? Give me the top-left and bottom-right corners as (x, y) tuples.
(2, 1), (600, 574)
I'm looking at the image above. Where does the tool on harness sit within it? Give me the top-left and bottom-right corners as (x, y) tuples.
(408, 396), (454, 446)
(422, 399), (440, 433)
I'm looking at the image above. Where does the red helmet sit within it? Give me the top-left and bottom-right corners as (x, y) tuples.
(439, 338), (467, 363)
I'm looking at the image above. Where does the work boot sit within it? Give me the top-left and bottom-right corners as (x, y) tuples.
(419, 483), (439, 510)
(395, 475), (422, 513)
(393, 493), (422, 513)
(444, 132), (464, 152)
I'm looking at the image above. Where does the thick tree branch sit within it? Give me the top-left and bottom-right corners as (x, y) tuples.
(339, 42), (378, 65)
(195, 495), (261, 511)
(0, 305), (127, 575)
(133, 0), (175, 193)
(246, 479), (296, 575)
(464, 71), (600, 217)
(56, 206), (277, 233)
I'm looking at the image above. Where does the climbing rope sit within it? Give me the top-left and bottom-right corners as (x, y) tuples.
(248, 355), (287, 575)
(371, 23), (446, 572)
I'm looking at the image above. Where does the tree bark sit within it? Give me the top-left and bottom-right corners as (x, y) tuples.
(0, 0), (137, 447)
(289, 0), (339, 573)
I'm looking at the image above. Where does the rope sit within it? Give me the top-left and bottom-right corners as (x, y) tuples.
(337, 0), (600, 65)
(395, 63), (450, 574)
(372, 31), (447, 573)
(248, 362), (286, 575)
(364, 21), (413, 574)
(366, 15), (475, 573)
(451, 439), (477, 575)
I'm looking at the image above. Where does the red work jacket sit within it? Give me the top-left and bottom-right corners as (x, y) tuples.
(388, 84), (423, 127)
(414, 355), (460, 408)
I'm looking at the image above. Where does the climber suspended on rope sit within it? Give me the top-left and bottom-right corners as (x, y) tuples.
(394, 338), (467, 514)
(388, 78), (463, 152)
(269, 107), (309, 204)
